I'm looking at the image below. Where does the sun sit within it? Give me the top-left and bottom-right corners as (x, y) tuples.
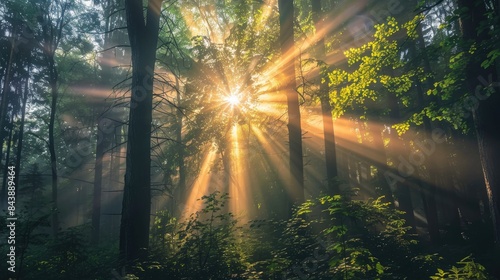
(225, 94), (241, 106)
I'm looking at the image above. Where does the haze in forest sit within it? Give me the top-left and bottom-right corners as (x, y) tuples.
(0, 0), (500, 279)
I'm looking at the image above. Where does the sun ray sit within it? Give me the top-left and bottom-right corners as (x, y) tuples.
(182, 147), (217, 216)
(228, 124), (254, 220)
(162, 0), (433, 222)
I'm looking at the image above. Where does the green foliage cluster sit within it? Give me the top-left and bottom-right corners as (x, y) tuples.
(133, 192), (249, 279)
(430, 256), (491, 280)
(143, 192), (495, 280)
(327, 9), (499, 134)
(328, 16), (424, 122)
(2, 191), (495, 279)
(246, 193), (433, 280)
(0, 217), (119, 280)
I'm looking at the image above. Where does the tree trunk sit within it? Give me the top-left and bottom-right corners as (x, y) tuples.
(110, 124), (122, 188)
(91, 116), (109, 245)
(457, 0), (500, 246)
(311, 0), (338, 194)
(92, 0), (116, 242)
(14, 69), (29, 191)
(0, 38), (15, 167)
(176, 79), (186, 212)
(278, 0), (304, 207)
(119, 0), (163, 264)
(43, 54), (60, 238)
(1, 119), (13, 204)
(40, 2), (66, 238)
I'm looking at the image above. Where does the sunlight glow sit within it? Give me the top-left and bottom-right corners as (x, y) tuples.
(170, 0), (392, 221)
(225, 94), (240, 106)
(182, 148), (217, 216)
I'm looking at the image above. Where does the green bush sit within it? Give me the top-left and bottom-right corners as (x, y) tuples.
(431, 256), (491, 280)
(3, 191), (493, 279)
(247, 194), (451, 279)
(141, 191), (249, 279)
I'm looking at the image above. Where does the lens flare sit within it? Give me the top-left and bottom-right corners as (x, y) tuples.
(225, 94), (240, 106)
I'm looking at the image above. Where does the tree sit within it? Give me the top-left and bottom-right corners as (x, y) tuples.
(14, 61), (30, 190)
(328, 16), (422, 231)
(0, 32), (14, 167)
(119, 0), (163, 264)
(37, 0), (73, 237)
(311, 0), (338, 194)
(91, 113), (112, 245)
(0, 1), (34, 208)
(91, 0), (127, 245)
(456, 0), (500, 246)
(278, 0), (305, 207)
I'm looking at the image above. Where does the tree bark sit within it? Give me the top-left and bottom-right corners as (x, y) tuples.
(176, 78), (186, 207)
(91, 116), (110, 245)
(1, 119), (13, 204)
(119, 0), (163, 264)
(278, 0), (304, 207)
(37, 2), (66, 238)
(312, 0), (338, 194)
(457, 0), (500, 246)
(0, 38), (15, 167)
(47, 55), (59, 237)
(110, 124), (122, 188)
(14, 68), (29, 191)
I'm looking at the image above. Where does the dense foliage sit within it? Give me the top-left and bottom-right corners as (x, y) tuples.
(1, 191), (496, 279)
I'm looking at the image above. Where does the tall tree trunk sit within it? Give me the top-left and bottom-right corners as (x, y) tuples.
(40, 1), (67, 238)
(119, 0), (163, 264)
(92, 0), (115, 243)
(176, 78), (186, 210)
(1, 119), (13, 203)
(48, 56), (59, 237)
(110, 124), (122, 188)
(92, 115), (110, 244)
(452, 131), (484, 224)
(457, 0), (500, 245)
(278, 0), (304, 207)
(222, 138), (231, 214)
(0, 38), (15, 164)
(312, 0), (338, 194)
(14, 69), (29, 190)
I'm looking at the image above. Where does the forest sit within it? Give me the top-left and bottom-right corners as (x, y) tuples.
(0, 0), (500, 279)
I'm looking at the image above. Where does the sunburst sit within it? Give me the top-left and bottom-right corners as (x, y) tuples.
(224, 94), (241, 107)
